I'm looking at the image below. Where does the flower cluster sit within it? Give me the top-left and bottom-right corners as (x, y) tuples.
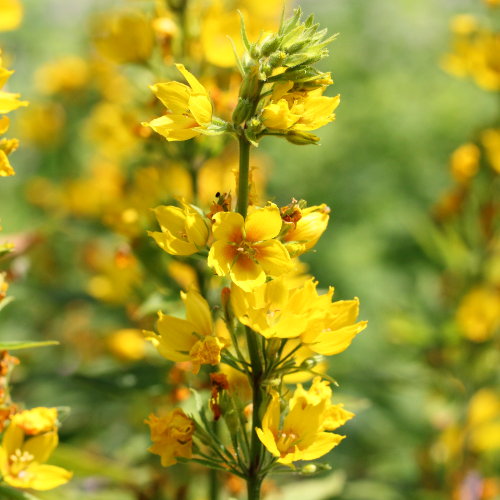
(141, 8), (367, 498)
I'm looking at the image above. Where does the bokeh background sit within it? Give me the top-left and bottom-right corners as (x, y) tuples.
(1, 0), (499, 499)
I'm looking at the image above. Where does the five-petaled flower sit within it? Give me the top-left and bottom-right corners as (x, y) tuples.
(207, 203), (292, 291)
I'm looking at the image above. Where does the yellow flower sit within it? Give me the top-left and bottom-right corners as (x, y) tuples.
(256, 378), (352, 464)
(467, 389), (500, 452)
(231, 277), (367, 355)
(145, 289), (229, 373)
(12, 408), (58, 435)
(91, 10), (154, 64)
(481, 128), (500, 174)
(456, 286), (500, 342)
(208, 204), (292, 291)
(450, 143), (480, 183)
(0, 0), (23, 31)
(282, 204), (330, 256)
(35, 56), (89, 95)
(262, 82), (340, 133)
(199, 0), (284, 68)
(144, 64), (214, 141)
(189, 336), (226, 374)
(0, 409), (72, 490)
(107, 329), (146, 361)
(149, 201), (209, 256)
(145, 409), (195, 467)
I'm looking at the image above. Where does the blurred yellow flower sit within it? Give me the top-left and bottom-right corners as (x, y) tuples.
(0, 409), (72, 490)
(35, 56), (90, 95)
(443, 25), (500, 91)
(450, 143), (480, 183)
(145, 64), (214, 141)
(17, 103), (65, 147)
(145, 409), (194, 467)
(0, 0), (23, 31)
(208, 204), (292, 291)
(149, 201), (209, 256)
(92, 10), (154, 64)
(262, 82), (340, 133)
(107, 329), (146, 361)
(456, 286), (500, 342)
(13, 408), (57, 435)
(481, 128), (500, 174)
(145, 289), (229, 373)
(256, 378), (351, 465)
(467, 389), (500, 452)
(199, 0), (284, 68)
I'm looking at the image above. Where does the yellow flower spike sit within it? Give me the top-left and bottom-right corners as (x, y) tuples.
(256, 381), (348, 465)
(283, 204), (331, 256)
(0, 0), (23, 31)
(208, 204), (292, 291)
(145, 290), (229, 372)
(145, 409), (195, 467)
(0, 409), (72, 491)
(149, 201), (209, 256)
(145, 64), (215, 142)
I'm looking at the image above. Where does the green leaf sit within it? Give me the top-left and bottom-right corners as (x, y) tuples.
(0, 485), (41, 500)
(0, 340), (60, 351)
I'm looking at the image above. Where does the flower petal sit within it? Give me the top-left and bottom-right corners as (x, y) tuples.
(151, 81), (190, 114)
(182, 289), (213, 336)
(175, 63), (208, 95)
(189, 94), (212, 126)
(253, 240), (292, 277)
(208, 240), (236, 276)
(230, 255), (266, 291)
(245, 204), (283, 242)
(212, 211), (244, 242)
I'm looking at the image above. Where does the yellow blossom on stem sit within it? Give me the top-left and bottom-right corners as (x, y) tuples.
(262, 82), (340, 133)
(145, 409), (195, 467)
(282, 203), (331, 256)
(207, 204), (292, 291)
(145, 289), (229, 373)
(144, 64), (214, 141)
(256, 378), (352, 465)
(149, 201), (209, 256)
(0, 409), (72, 490)
(231, 277), (367, 355)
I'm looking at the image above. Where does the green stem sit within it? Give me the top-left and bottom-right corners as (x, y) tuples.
(245, 326), (264, 500)
(236, 81), (266, 499)
(237, 135), (251, 218)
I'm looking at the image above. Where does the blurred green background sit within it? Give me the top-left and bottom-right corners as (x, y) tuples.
(0, 0), (497, 499)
